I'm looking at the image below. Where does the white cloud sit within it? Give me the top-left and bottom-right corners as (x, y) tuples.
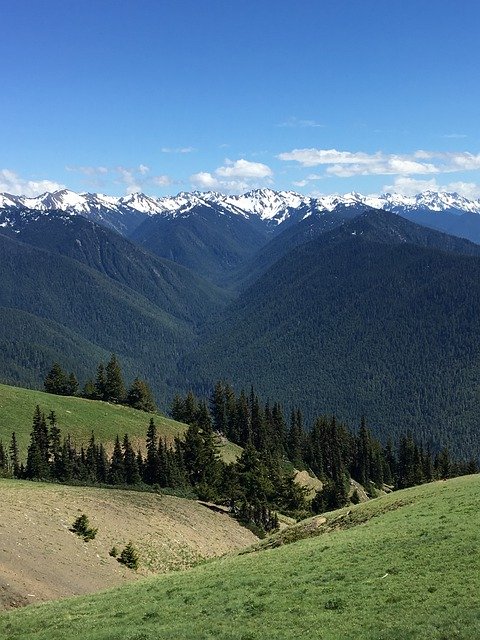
(65, 165), (109, 176)
(138, 164), (150, 175)
(382, 176), (480, 199)
(161, 146), (196, 154)
(216, 159), (273, 180)
(278, 148), (480, 179)
(442, 133), (467, 139)
(277, 117), (324, 128)
(190, 158), (273, 193)
(0, 169), (65, 196)
(152, 174), (172, 187)
(190, 172), (219, 189)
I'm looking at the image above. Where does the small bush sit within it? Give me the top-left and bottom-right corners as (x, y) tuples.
(109, 546), (118, 557)
(350, 489), (360, 504)
(118, 542), (139, 570)
(70, 514), (98, 541)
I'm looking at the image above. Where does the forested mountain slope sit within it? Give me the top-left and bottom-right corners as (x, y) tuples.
(183, 210), (480, 459)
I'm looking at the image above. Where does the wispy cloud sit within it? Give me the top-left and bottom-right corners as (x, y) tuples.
(278, 148), (480, 177)
(277, 117), (324, 128)
(190, 158), (273, 192)
(161, 146), (196, 154)
(442, 133), (467, 139)
(66, 165), (109, 176)
(0, 169), (65, 196)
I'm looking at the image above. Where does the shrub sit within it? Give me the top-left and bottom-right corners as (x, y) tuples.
(109, 546), (118, 557)
(70, 514), (98, 541)
(118, 541), (139, 570)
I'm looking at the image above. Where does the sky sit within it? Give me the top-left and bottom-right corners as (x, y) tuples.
(1, 0), (480, 199)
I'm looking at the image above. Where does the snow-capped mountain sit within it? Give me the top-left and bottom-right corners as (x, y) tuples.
(2, 188), (480, 239)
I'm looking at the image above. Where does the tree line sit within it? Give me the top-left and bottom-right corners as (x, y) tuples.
(44, 355), (156, 412)
(1, 380), (477, 535)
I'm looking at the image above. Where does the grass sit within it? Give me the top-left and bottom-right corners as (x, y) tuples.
(1, 474), (479, 639)
(0, 383), (186, 458)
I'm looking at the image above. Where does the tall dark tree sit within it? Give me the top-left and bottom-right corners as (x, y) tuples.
(95, 363), (107, 400)
(48, 410), (63, 480)
(108, 435), (125, 484)
(104, 354), (125, 403)
(9, 432), (20, 478)
(44, 363), (68, 395)
(123, 433), (141, 485)
(144, 418), (160, 484)
(126, 378), (156, 412)
(210, 381), (227, 433)
(25, 405), (50, 479)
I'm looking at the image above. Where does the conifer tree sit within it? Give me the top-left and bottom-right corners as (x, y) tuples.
(9, 432), (20, 478)
(108, 435), (125, 484)
(95, 363), (107, 400)
(25, 406), (50, 479)
(123, 433), (141, 485)
(44, 363), (68, 395)
(104, 354), (125, 403)
(183, 391), (198, 425)
(210, 381), (227, 433)
(144, 418), (160, 484)
(82, 378), (96, 399)
(48, 411), (63, 480)
(66, 372), (79, 396)
(0, 441), (8, 475)
(126, 378), (156, 412)
(170, 394), (185, 422)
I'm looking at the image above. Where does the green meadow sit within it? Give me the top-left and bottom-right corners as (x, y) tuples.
(1, 474), (478, 640)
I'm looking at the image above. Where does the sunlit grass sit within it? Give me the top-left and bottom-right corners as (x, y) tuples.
(2, 475), (479, 639)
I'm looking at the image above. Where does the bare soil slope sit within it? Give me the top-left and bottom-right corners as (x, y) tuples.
(0, 479), (257, 610)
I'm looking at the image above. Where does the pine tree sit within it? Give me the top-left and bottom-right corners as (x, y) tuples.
(126, 378), (156, 412)
(25, 406), (50, 479)
(95, 363), (107, 400)
(123, 434), (141, 485)
(48, 411), (63, 480)
(183, 391), (198, 425)
(9, 432), (20, 478)
(0, 441), (8, 476)
(85, 432), (98, 482)
(104, 354), (125, 403)
(108, 435), (125, 484)
(210, 381), (227, 433)
(44, 362), (68, 395)
(144, 418), (160, 484)
(66, 372), (79, 396)
(170, 394), (185, 422)
(82, 378), (96, 399)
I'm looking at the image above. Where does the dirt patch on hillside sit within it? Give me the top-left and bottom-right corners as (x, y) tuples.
(0, 480), (257, 610)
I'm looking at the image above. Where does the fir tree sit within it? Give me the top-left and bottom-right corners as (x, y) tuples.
(123, 433), (141, 485)
(95, 363), (107, 400)
(25, 405), (50, 479)
(108, 435), (125, 484)
(104, 354), (125, 403)
(9, 432), (20, 478)
(144, 418), (160, 484)
(44, 362), (68, 395)
(126, 377), (156, 412)
(170, 394), (185, 422)
(48, 411), (63, 480)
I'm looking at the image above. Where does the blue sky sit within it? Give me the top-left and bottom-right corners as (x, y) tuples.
(1, 0), (480, 198)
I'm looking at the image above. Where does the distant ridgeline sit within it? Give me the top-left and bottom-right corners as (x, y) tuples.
(0, 371), (476, 535)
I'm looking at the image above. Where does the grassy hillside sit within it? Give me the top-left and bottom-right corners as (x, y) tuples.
(0, 383), (184, 457)
(0, 479), (257, 610)
(0, 383), (240, 463)
(2, 475), (478, 639)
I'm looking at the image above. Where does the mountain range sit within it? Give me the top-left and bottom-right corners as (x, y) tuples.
(2, 187), (480, 459)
